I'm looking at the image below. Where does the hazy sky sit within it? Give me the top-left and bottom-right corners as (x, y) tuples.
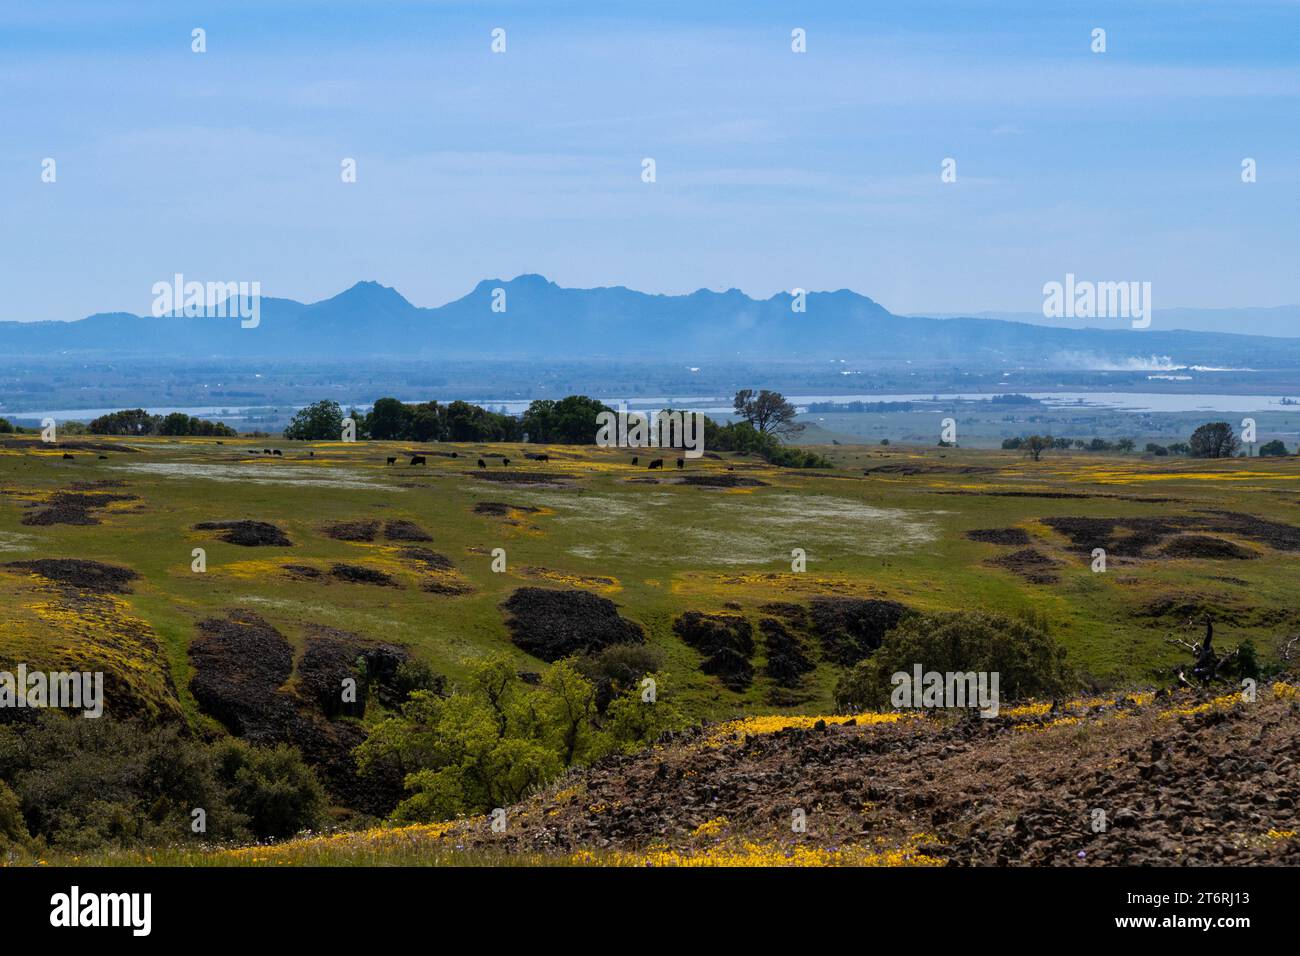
(4, 0), (1298, 321)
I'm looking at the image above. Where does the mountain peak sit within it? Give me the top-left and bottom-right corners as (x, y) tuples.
(333, 280), (411, 305)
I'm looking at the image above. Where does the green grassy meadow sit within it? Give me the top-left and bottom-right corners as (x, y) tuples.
(2, 435), (1298, 728)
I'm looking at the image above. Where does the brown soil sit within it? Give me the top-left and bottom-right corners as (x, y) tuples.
(397, 547), (455, 571)
(759, 618), (815, 693)
(966, 527), (1031, 546)
(672, 611), (755, 691)
(383, 519), (432, 541)
(471, 471), (572, 485)
(0, 439), (134, 453)
(423, 579), (476, 596)
(66, 479), (128, 491)
(329, 563), (401, 587)
(987, 548), (1061, 584)
(3, 558), (139, 594)
(501, 587), (644, 662)
(676, 474), (768, 488)
(1128, 592), (1299, 630)
(22, 490), (138, 526)
(808, 597), (912, 666)
(757, 602), (808, 625)
(865, 463), (996, 476)
(321, 519), (379, 542)
(1159, 535), (1257, 560)
(1198, 510), (1300, 551)
(938, 490), (1177, 503)
(194, 520), (292, 547)
(450, 683), (1300, 865)
(188, 613), (406, 814)
(283, 564), (323, 579)
(189, 612), (296, 741)
(1044, 511), (1300, 558)
(474, 501), (541, 517)
(296, 627), (410, 718)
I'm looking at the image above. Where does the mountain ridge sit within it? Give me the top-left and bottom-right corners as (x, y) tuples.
(4, 275), (1300, 367)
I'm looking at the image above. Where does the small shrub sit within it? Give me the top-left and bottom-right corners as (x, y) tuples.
(214, 741), (326, 840)
(834, 610), (1072, 711)
(0, 780), (29, 848)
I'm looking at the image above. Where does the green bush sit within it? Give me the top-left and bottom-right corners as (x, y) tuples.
(0, 714), (324, 849)
(390, 659), (446, 702)
(213, 741), (325, 840)
(1189, 422), (1240, 458)
(355, 654), (685, 823)
(0, 715), (241, 849)
(578, 644), (663, 712)
(0, 779), (29, 849)
(834, 610), (1072, 711)
(767, 446), (833, 469)
(1232, 639), (1261, 680)
(283, 400), (345, 441)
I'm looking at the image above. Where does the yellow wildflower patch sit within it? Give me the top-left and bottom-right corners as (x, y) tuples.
(570, 833), (944, 867)
(707, 712), (915, 746)
(219, 820), (464, 862)
(691, 817), (728, 838)
(516, 566), (621, 593)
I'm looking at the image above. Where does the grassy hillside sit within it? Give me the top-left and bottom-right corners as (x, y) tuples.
(2, 435), (1298, 730)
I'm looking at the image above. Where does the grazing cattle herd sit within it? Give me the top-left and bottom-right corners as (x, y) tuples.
(386, 449), (687, 470)
(52, 442), (696, 476)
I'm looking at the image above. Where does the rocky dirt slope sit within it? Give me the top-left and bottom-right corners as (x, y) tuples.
(452, 680), (1299, 865)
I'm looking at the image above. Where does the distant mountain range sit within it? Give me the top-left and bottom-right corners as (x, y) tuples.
(5, 275), (1300, 368)
(914, 306), (1300, 339)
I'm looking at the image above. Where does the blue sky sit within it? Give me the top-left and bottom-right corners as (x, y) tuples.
(3, 0), (1298, 321)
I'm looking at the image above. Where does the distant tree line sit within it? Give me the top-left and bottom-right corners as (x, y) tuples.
(1002, 422), (1292, 460)
(285, 396), (613, 443)
(282, 390), (833, 467)
(87, 409), (237, 437)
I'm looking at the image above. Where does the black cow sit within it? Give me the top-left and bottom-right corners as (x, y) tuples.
(676, 458), (684, 469)
(502, 458), (510, 466)
(631, 456), (639, 466)
(272, 449), (282, 456)
(648, 458), (663, 469)
(98, 455), (107, 460)
(410, 455), (427, 466)
(263, 449), (272, 455)
(386, 457), (397, 465)
(477, 459), (487, 469)
(62, 453), (74, 460)
(450, 452), (459, 458)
